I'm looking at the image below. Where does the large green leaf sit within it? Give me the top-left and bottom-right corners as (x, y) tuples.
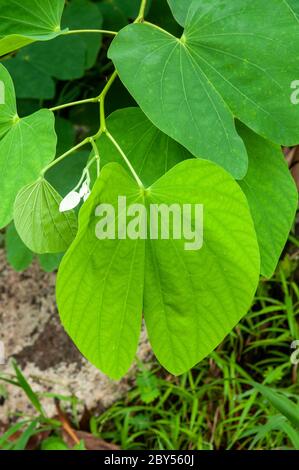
(0, 64), (57, 228)
(144, 159), (259, 374)
(109, 0), (299, 177)
(167, 0), (191, 26)
(0, 0), (65, 56)
(57, 163), (145, 379)
(96, 107), (192, 186)
(238, 123), (298, 278)
(57, 160), (260, 377)
(14, 179), (77, 254)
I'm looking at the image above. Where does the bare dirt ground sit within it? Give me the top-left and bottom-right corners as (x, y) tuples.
(0, 249), (151, 423)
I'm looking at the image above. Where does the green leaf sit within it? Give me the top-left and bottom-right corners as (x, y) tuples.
(0, 64), (57, 228)
(0, 112), (57, 229)
(0, 0), (65, 57)
(14, 178), (78, 254)
(47, 150), (89, 197)
(62, 0), (103, 69)
(0, 64), (17, 138)
(99, 0), (151, 31)
(41, 437), (69, 451)
(252, 381), (299, 429)
(238, 123), (298, 278)
(57, 163), (145, 379)
(57, 160), (260, 377)
(5, 222), (34, 271)
(12, 359), (45, 416)
(167, 0), (191, 26)
(4, 54), (55, 100)
(55, 117), (75, 157)
(144, 159), (259, 374)
(38, 252), (63, 272)
(109, 0), (299, 177)
(95, 107), (192, 186)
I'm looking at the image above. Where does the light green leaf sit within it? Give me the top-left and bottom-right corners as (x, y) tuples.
(0, 0), (65, 56)
(57, 163), (145, 379)
(95, 107), (192, 186)
(144, 159), (259, 374)
(109, 0), (299, 177)
(0, 64), (57, 228)
(167, 0), (191, 26)
(57, 160), (260, 377)
(0, 111), (57, 229)
(5, 222), (34, 272)
(14, 178), (78, 254)
(0, 63), (17, 138)
(238, 123), (298, 278)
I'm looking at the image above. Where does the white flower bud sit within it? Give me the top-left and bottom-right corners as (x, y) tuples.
(59, 191), (81, 212)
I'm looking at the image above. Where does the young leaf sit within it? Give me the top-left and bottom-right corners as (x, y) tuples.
(57, 163), (145, 379)
(109, 0), (299, 177)
(238, 123), (298, 278)
(0, 0), (65, 56)
(14, 179), (78, 254)
(95, 107), (192, 186)
(57, 160), (260, 378)
(5, 222), (34, 272)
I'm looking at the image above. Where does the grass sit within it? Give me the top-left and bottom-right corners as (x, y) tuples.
(0, 243), (299, 450)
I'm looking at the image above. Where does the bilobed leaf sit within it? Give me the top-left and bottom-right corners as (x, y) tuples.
(95, 107), (192, 186)
(238, 123), (298, 278)
(0, 64), (57, 228)
(5, 223), (34, 271)
(0, 0), (65, 56)
(144, 159), (259, 374)
(14, 179), (78, 254)
(57, 160), (260, 378)
(57, 163), (145, 379)
(0, 110), (57, 229)
(109, 0), (299, 177)
(167, 0), (191, 26)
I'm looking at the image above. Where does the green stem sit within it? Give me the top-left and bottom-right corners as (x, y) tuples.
(105, 130), (143, 188)
(135, 0), (147, 22)
(63, 29), (117, 36)
(50, 97), (97, 112)
(41, 138), (90, 176)
(98, 70), (118, 135)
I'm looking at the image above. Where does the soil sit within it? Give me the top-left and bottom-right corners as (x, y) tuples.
(0, 249), (151, 423)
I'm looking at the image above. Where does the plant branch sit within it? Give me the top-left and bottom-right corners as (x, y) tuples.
(105, 131), (143, 188)
(50, 97), (98, 112)
(63, 29), (117, 36)
(135, 0), (147, 23)
(98, 70), (118, 135)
